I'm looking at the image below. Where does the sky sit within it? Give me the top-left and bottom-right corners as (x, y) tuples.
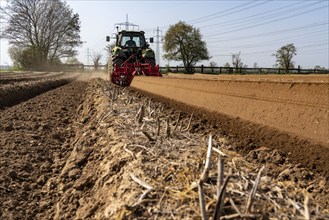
(0, 0), (328, 68)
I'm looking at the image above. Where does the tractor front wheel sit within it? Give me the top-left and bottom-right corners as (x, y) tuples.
(113, 58), (124, 67)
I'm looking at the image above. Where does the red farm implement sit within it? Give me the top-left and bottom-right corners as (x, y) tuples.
(107, 30), (161, 86)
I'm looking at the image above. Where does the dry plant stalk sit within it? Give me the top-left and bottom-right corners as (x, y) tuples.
(138, 104), (145, 124)
(136, 104), (145, 124)
(156, 117), (161, 136)
(198, 181), (208, 220)
(142, 130), (156, 142)
(200, 135), (213, 182)
(111, 88), (118, 101)
(304, 193), (310, 220)
(147, 99), (152, 114)
(212, 147), (227, 157)
(182, 112), (194, 132)
(126, 96), (133, 105)
(96, 111), (113, 126)
(245, 166), (265, 214)
(229, 196), (241, 215)
(220, 213), (256, 219)
(166, 118), (171, 138)
(173, 111), (182, 131)
(217, 155), (224, 198)
(123, 144), (135, 159)
(213, 176), (231, 220)
(125, 96), (132, 105)
(130, 173), (153, 205)
(127, 144), (155, 156)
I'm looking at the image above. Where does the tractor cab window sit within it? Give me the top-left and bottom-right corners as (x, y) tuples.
(120, 35), (145, 48)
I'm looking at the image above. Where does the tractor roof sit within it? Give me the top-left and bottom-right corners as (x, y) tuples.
(119, 30), (145, 35)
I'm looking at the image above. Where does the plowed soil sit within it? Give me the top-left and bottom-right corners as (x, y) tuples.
(131, 74), (329, 145)
(0, 72), (328, 219)
(131, 75), (329, 175)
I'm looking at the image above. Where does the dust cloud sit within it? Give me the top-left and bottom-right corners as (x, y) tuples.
(74, 71), (108, 81)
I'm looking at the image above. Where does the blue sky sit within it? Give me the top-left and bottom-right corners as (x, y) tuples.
(1, 0), (328, 68)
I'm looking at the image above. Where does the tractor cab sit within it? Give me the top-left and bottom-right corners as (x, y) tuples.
(117, 31), (147, 49)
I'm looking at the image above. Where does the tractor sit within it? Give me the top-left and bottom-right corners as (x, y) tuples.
(106, 30), (161, 86)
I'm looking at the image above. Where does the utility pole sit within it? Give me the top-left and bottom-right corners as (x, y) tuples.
(115, 14), (139, 31)
(125, 14), (128, 30)
(153, 26), (162, 67)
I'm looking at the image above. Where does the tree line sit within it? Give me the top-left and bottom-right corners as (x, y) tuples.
(162, 21), (306, 74)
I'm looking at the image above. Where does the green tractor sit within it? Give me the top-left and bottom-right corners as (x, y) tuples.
(106, 30), (161, 86)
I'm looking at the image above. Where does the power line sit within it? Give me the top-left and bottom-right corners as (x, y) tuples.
(207, 29), (328, 49)
(210, 39), (328, 57)
(300, 50), (329, 55)
(211, 46), (328, 57)
(198, 1), (313, 30)
(141, 1), (269, 33)
(204, 3), (327, 37)
(208, 6), (328, 37)
(187, 2), (256, 23)
(191, 1), (272, 25)
(205, 21), (328, 43)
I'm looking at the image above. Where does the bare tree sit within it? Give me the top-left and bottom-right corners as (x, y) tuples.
(1, 0), (82, 70)
(232, 52), (243, 69)
(209, 61), (217, 67)
(272, 43), (296, 73)
(91, 51), (102, 70)
(314, 65), (326, 70)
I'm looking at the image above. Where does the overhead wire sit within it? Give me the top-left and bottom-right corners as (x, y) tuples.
(203, 3), (328, 37)
(205, 21), (328, 43)
(187, 0), (261, 24)
(209, 37), (328, 55)
(141, 1), (269, 33)
(207, 29), (328, 49)
(198, 1), (311, 30)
